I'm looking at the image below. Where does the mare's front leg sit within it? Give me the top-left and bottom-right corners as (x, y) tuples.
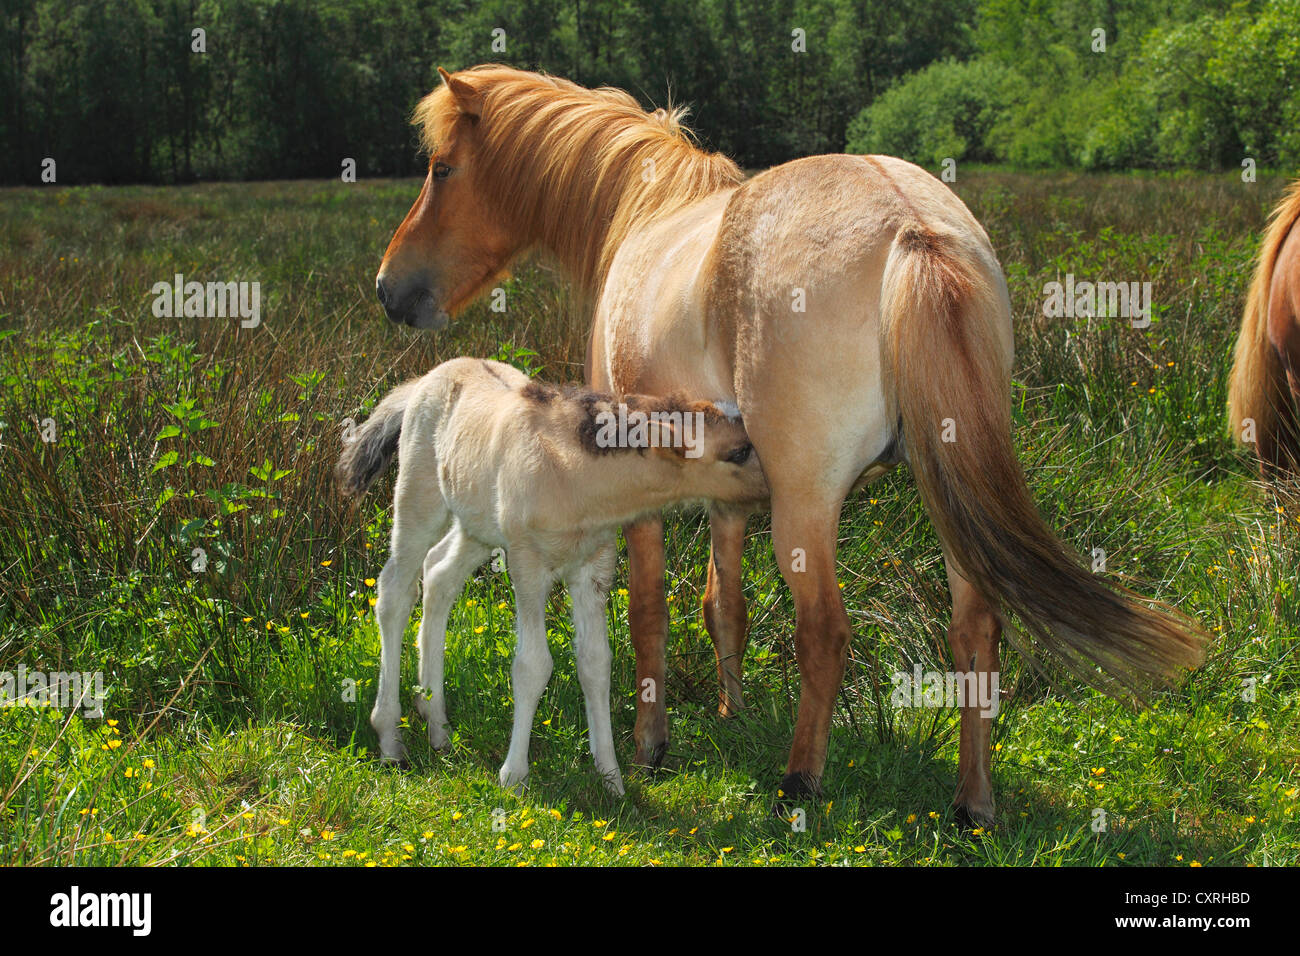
(414, 526), (490, 751)
(703, 507), (750, 716)
(498, 548), (555, 791)
(566, 540), (624, 794)
(624, 517), (670, 767)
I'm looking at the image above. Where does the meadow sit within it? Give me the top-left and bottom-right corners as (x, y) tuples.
(0, 169), (1296, 866)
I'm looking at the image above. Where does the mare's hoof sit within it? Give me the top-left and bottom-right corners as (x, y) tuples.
(633, 740), (668, 771)
(954, 802), (995, 831)
(717, 696), (744, 719)
(771, 772), (821, 818)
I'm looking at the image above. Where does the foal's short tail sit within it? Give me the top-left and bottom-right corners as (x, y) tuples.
(335, 378), (420, 497)
(1227, 180), (1300, 474)
(881, 223), (1209, 700)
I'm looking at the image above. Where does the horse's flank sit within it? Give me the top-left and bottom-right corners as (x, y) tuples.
(1228, 178), (1300, 474)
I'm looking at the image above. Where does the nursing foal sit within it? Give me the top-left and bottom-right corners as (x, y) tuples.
(336, 358), (766, 793)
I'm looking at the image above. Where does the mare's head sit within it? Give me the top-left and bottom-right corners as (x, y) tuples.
(375, 65), (740, 329)
(375, 67), (517, 329)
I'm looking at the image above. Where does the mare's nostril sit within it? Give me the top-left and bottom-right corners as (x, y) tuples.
(375, 276), (389, 306)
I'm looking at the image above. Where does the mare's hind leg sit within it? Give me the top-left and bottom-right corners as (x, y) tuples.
(768, 490), (853, 799)
(414, 525), (491, 751)
(499, 547), (556, 791)
(565, 540), (624, 795)
(703, 508), (750, 717)
(738, 396), (877, 801)
(942, 551), (1002, 828)
(372, 485), (448, 763)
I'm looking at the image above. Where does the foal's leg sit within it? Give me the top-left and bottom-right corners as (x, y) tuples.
(414, 526), (491, 751)
(703, 508), (750, 717)
(372, 487), (447, 763)
(942, 551), (1002, 828)
(624, 516), (670, 767)
(499, 548), (556, 791)
(565, 541), (624, 795)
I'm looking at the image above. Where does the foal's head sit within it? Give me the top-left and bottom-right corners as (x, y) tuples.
(628, 397), (768, 506)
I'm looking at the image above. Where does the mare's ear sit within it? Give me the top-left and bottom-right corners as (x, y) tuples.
(439, 67), (484, 119)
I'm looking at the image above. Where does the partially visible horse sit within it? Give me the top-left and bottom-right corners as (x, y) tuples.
(375, 65), (1208, 825)
(1229, 179), (1300, 475)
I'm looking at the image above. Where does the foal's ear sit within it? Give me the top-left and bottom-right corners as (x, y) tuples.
(439, 67), (484, 119)
(646, 421), (688, 464)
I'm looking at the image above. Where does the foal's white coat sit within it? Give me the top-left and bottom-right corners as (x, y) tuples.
(339, 358), (766, 793)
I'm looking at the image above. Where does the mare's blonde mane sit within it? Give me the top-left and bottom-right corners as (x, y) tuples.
(413, 65), (743, 292)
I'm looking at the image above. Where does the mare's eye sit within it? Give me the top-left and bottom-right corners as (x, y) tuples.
(725, 443), (752, 465)
(432, 162), (453, 181)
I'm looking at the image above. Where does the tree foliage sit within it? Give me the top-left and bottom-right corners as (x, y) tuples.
(0, 0), (1293, 183)
(851, 0), (1300, 170)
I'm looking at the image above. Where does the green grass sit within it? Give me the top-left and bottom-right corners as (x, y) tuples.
(0, 170), (1297, 866)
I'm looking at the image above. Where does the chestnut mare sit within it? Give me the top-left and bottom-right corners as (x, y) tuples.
(1229, 179), (1300, 476)
(375, 65), (1207, 825)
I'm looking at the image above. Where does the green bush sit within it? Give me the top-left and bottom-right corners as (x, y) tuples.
(1074, 74), (1160, 170)
(848, 0), (1300, 172)
(1143, 1), (1300, 170)
(845, 58), (1017, 167)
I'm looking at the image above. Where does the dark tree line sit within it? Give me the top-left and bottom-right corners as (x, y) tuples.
(1, 0), (1293, 185)
(0, 0), (973, 184)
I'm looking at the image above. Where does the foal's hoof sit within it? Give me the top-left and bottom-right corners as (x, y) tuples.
(498, 766), (528, 796)
(377, 738), (409, 768)
(601, 770), (627, 797)
(772, 772), (821, 818)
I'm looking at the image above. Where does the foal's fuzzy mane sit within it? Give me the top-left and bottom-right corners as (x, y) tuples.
(413, 65), (743, 293)
(518, 379), (734, 457)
